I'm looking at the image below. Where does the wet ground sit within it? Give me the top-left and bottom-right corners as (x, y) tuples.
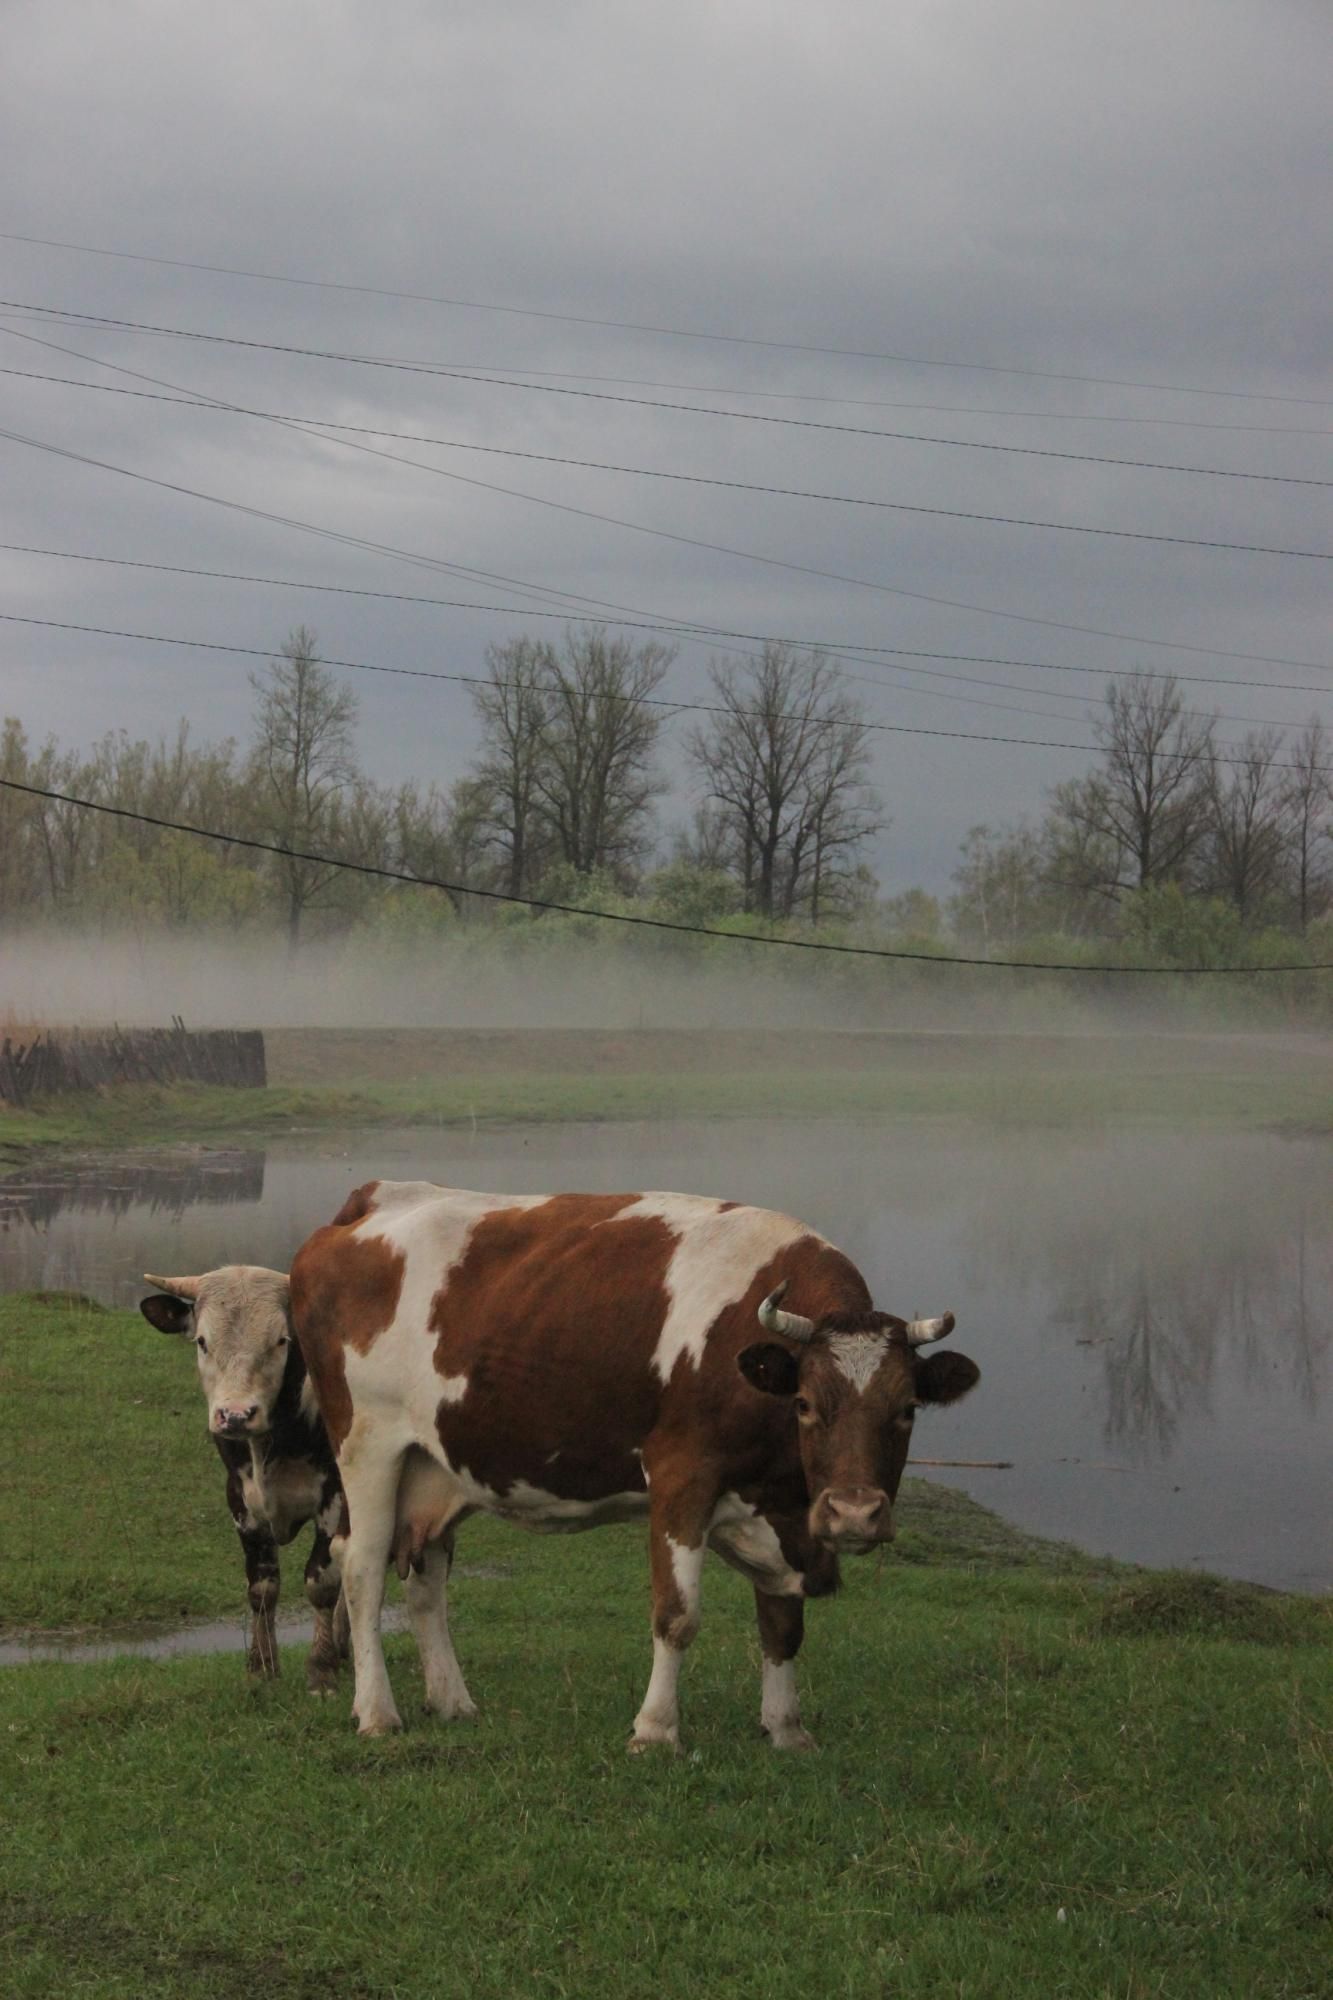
(2, 1118), (1329, 1592)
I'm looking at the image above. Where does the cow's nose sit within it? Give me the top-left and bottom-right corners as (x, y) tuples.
(823, 1488), (890, 1542)
(215, 1405), (258, 1433)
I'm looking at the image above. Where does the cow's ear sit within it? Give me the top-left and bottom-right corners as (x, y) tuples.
(914, 1351), (980, 1405)
(738, 1342), (802, 1398)
(140, 1294), (194, 1337)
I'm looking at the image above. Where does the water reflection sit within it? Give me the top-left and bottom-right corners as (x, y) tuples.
(0, 1151), (264, 1225)
(960, 1135), (1331, 1457)
(0, 1150), (265, 1297)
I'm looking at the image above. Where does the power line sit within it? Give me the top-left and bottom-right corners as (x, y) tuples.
(3, 777), (1326, 974)
(5, 366), (1320, 568)
(2, 349), (1324, 671)
(7, 353), (1330, 490)
(4, 231), (1327, 408)
(9, 312), (1326, 438)
(5, 610), (1322, 768)
(7, 543), (1330, 701)
(7, 299), (1332, 484)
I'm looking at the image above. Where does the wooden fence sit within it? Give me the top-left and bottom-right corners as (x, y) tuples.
(0, 1018), (267, 1105)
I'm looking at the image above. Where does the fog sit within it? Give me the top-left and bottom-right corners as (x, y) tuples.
(1, 927), (1319, 1040)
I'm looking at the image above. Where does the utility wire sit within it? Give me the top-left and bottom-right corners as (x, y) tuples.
(7, 311), (1325, 436)
(7, 543), (1330, 700)
(5, 325), (1323, 672)
(3, 232), (1327, 408)
(5, 611), (1323, 768)
(6, 355), (1330, 489)
(13, 367), (1330, 565)
(6, 301), (1331, 486)
(3, 778), (1326, 974)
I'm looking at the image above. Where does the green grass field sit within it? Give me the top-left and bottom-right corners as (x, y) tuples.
(2, 1294), (1330, 1998)
(2, 1054), (1327, 1169)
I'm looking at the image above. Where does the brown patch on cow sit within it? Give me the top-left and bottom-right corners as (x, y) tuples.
(429, 1193), (676, 1502)
(332, 1181), (381, 1228)
(290, 1210), (407, 1448)
(716, 1200), (740, 1213)
(755, 1590), (805, 1665)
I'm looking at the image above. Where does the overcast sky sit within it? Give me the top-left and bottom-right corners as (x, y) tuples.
(2, 0), (1329, 894)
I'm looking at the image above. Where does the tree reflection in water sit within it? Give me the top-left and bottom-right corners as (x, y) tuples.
(961, 1134), (1331, 1456)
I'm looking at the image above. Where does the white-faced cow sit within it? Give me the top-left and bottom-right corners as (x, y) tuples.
(289, 1181), (980, 1750)
(139, 1267), (346, 1691)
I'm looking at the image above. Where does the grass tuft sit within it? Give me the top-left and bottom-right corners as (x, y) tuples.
(1095, 1570), (1326, 1644)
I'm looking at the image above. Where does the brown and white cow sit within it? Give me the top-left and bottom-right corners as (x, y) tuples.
(139, 1267), (346, 1691)
(290, 1181), (980, 1749)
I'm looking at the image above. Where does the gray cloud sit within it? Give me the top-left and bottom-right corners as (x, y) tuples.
(2, 0), (1328, 894)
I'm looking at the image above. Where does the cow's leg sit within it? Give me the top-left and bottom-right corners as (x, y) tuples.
(238, 1521), (282, 1677)
(755, 1592), (815, 1752)
(630, 1470), (715, 1754)
(707, 1501), (821, 1750)
(338, 1438), (406, 1736)
(405, 1532), (477, 1721)
(303, 1523), (342, 1695)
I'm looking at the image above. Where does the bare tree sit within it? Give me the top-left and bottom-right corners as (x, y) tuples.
(470, 638), (555, 898)
(1202, 729), (1289, 924)
(534, 628), (672, 879)
(687, 644), (882, 921)
(949, 823), (1047, 950)
(1280, 717), (1332, 931)
(248, 627), (358, 949)
(1046, 672), (1215, 900)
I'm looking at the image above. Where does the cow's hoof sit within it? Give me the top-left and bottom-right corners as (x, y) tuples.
(766, 1724), (817, 1752)
(354, 1712), (403, 1738)
(627, 1730), (681, 1756)
(306, 1679), (339, 1699)
(425, 1696), (478, 1722)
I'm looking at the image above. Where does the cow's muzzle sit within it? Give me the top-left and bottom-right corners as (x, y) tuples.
(212, 1405), (261, 1437)
(810, 1486), (892, 1552)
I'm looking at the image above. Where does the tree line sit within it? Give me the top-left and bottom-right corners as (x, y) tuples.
(1, 625), (1329, 961)
(949, 677), (1330, 955)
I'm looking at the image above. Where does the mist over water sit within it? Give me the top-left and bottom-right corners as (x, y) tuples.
(1, 927), (1322, 1036)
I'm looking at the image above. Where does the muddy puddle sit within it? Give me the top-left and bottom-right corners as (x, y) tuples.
(2, 1119), (1329, 1591)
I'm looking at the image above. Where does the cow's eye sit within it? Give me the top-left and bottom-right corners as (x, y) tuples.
(795, 1396), (813, 1417)
(196, 1336), (209, 1356)
(275, 1335), (289, 1349)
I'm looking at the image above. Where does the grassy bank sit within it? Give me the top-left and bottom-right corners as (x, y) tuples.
(2, 1294), (1330, 1998)
(2, 1038), (1328, 1167)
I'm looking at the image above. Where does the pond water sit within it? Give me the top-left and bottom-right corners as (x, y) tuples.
(2, 1119), (1329, 1592)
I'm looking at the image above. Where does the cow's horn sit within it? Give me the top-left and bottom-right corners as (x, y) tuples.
(143, 1273), (202, 1301)
(905, 1311), (955, 1347)
(757, 1282), (816, 1343)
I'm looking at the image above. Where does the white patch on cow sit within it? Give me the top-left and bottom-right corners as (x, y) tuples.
(342, 1186), (544, 1434)
(465, 1476), (648, 1531)
(828, 1333), (889, 1394)
(630, 1636), (684, 1751)
(618, 1195), (813, 1383)
(707, 1494), (805, 1596)
(761, 1659), (813, 1750)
